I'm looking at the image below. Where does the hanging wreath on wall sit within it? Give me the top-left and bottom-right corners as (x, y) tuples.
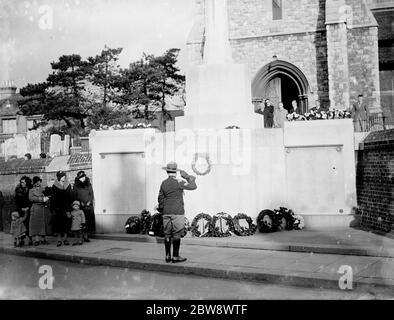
(232, 213), (257, 236)
(256, 209), (282, 233)
(192, 153), (212, 176)
(191, 213), (212, 237)
(211, 212), (235, 237)
(274, 207), (296, 231)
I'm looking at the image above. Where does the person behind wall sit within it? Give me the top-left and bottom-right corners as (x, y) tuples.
(351, 94), (370, 132)
(262, 99), (274, 128)
(273, 101), (288, 128)
(28, 176), (50, 246)
(289, 99), (299, 114)
(51, 171), (72, 247)
(72, 171), (95, 242)
(15, 176), (33, 245)
(158, 161), (197, 263)
(24, 153), (32, 160)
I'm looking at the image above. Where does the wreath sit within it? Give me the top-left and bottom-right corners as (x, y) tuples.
(183, 217), (191, 237)
(232, 213), (257, 236)
(191, 213), (212, 237)
(211, 212), (235, 237)
(293, 215), (305, 230)
(256, 209), (282, 233)
(274, 207), (296, 231)
(192, 153), (212, 176)
(139, 209), (152, 235)
(225, 125), (240, 129)
(124, 216), (141, 234)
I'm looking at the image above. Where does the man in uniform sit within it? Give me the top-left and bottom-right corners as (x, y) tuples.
(158, 161), (197, 263)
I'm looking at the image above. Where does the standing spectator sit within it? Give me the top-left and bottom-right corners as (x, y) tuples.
(273, 101), (288, 128)
(15, 176), (33, 245)
(351, 94), (369, 132)
(72, 171), (95, 242)
(29, 176), (50, 246)
(67, 200), (86, 246)
(51, 171), (72, 247)
(262, 99), (274, 128)
(289, 100), (299, 114)
(24, 153), (32, 160)
(158, 161), (197, 263)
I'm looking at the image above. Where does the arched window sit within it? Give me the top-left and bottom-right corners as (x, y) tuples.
(272, 0), (282, 20)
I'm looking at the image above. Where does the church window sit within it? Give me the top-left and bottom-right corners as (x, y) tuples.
(272, 0), (282, 20)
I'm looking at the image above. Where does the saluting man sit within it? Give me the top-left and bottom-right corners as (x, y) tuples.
(158, 161), (197, 263)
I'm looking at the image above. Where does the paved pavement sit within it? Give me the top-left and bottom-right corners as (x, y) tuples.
(1, 229), (394, 292)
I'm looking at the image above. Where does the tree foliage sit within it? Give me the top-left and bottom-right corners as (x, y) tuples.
(18, 47), (185, 133)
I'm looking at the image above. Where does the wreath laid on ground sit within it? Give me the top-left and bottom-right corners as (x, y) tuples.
(293, 215), (305, 230)
(211, 212), (235, 237)
(274, 207), (296, 231)
(124, 216), (141, 234)
(225, 125), (240, 129)
(256, 209), (282, 233)
(192, 153), (212, 176)
(232, 213), (257, 236)
(139, 209), (152, 234)
(191, 213), (213, 237)
(183, 217), (191, 237)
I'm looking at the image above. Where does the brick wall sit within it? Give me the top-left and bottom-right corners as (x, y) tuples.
(356, 129), (394, 233)
(0, 159), (91, 233)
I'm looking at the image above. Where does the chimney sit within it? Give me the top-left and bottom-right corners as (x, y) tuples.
(0, 80), (17, 100)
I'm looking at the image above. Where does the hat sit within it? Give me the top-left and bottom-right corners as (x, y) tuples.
(162, 161), (181, 173)
(72, 200), (80, 207)
(56, 171), (66, 181)
(77, 171), (86, 179)
(11, 211), (20, 219)
(32, 176), (42, 185)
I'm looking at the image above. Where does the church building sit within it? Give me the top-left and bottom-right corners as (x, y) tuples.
(186, 0), (394, 122)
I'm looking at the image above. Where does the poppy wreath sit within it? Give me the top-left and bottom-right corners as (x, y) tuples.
(191, 153), (212, 176)
(191, 213), (213, 237)
(139, 209), (152, 235)
(293, 215), (305, 230)
(232, 213), (257, 236)
(124, 216), (141, 234)
(256, 209), (282, 233)
(211, 212), (235, 237)
(183, 217), (191, 237)
(274, 207), (296, 231)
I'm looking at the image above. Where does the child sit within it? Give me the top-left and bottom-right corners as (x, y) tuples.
(10, 211), (27, 247)
(67, 201), (86, 246)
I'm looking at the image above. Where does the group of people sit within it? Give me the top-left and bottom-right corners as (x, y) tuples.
(259, 99), (299, 128)
(11, 170), (95, 248)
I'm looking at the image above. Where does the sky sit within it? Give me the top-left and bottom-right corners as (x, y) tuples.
(0, 0), (196, 89)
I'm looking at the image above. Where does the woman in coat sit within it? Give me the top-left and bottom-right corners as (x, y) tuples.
(15, 176), (33, 245)
(51, 171), (72, 247)
(72, 171), (95, 241)
(29, 176), (50, 246)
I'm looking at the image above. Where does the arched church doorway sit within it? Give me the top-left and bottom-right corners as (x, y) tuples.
(252, 60), (310, 114)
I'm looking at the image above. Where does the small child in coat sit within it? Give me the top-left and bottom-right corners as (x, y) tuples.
(10, 211), (27, 247)
(67, 200), (86, 246)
